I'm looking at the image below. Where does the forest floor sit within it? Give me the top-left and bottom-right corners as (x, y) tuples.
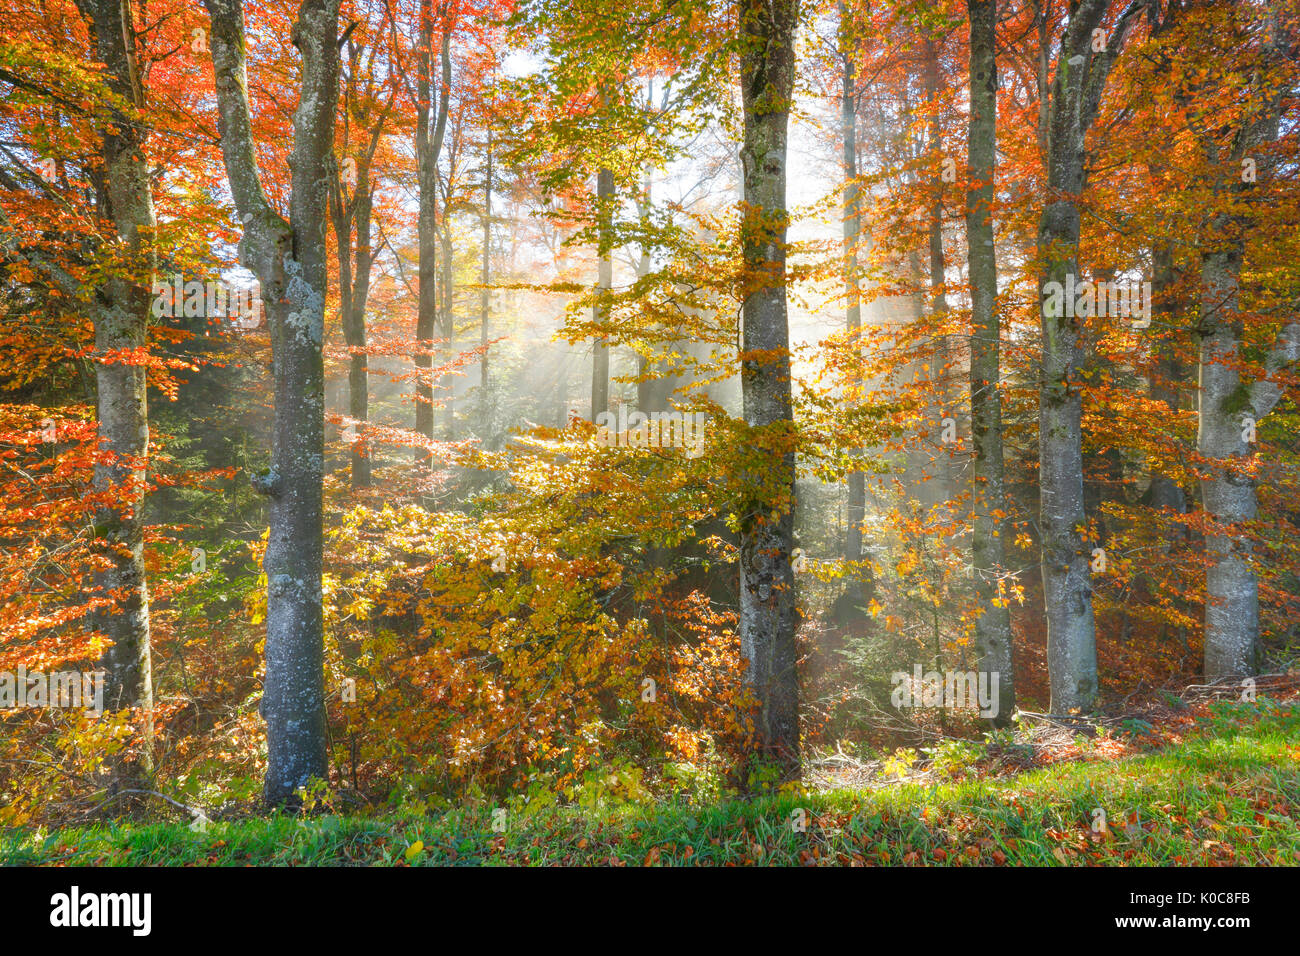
(4, 689), (1298, 866)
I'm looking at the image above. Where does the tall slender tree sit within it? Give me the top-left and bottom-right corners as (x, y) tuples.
(738, 0), (800, 777)
(413, 0), (451, 460)
(591, 165), (613, 419)
(840, 1), (866, 595)
(1036, 0), (1146, 714)
(1187, 2), (1294, 679)
(965, 0), (1013, 725)
(76, 0), (156, 779)
(329, 23), (395, 490)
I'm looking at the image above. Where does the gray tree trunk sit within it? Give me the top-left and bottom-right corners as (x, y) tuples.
(330, 158), (374, 489)
(965, 0), (1014, 726)
(440, 174), (456, 440)
(77, 0), (156, 774)
(415, 2), (450, 459)
(1036, 0), (1143, 713)
(1190, 11), (1291, 679)
(349, 187), (373, 486)
(840, 2), (865, 593)
(1197, 242), (1298, 679)
(591, 167), (613, 419)
(205, 0), (339, 804)
(738, 0), (800, 777)
(922, 33), (957, 509)
(1197, 248), (1258, 677)
(480, 131), (491, 400)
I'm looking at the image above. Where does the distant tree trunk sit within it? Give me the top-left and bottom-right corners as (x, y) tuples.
(349, 185), (373, 486)
(635, 170), (664, 412)
(480, 130), (491, 403)
(440, 181), (455, 440)
(330, 162), (374, 490)
(77, 0), (155, 779)
(965, 0), (1013, 727)
(1036, 0), (1142, 714)
(205, 0), (339, 805)
(1190, 21), (1290, 680)
(840, 2), (865, 592)
(1197, 234), (1297, 679)
(738, 0), (800, 778)
(415, 2), (450, 460)
(1197, 245), (1259, 677)
(591, 167), (613, 419)
(922, 33), (954, 509)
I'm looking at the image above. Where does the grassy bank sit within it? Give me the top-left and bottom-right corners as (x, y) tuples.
(4, 700), (1297, 866)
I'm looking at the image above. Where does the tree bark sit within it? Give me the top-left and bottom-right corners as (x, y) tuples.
(738, 0), (800, 778)
(440, 168), (456, 440)
(330, 158), (374, 489)
(1190, 10), (1291, 679)
(965, 0), (1014, 726)
(77, 0), (155, 776)
(349, 185), (373, 487)
(1036, 0), (1142, 713)
(1197, 251), (1298, 678)
(1197, 247), (1258, 677)
(415, 1), (450, 460)
(922, 33), (956, 510)
(840, 1), (866, 593)
(205, 0), (339, 804)
(591, 167), (613, 419)
(480, 130), (491, 401)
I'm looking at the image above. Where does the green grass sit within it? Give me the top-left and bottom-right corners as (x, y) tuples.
(4, 700), (1297, 866)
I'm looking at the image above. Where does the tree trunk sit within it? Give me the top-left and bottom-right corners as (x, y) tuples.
(965, 0), (1014, 726)
(840, 2), (866, 593)
(205, 0), (339, 804)
(1198, 246), (1259, 678)
(440, 183), (455, 440)
(1189, 19), (1290, 680)
(591, 167), (613, 419)
(415, 3), (450, 460)
(480, 131), (491, 402)
(78, 0), (155, 777)
(738, 0), (800, 778)
(349, 185), (373, 487)
(330, 164), (373, 489)
(1035, 0), (1142, 713)
(922, 33), (955, 510)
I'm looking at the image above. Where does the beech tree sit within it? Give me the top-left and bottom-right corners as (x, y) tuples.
(75, 0), (157, 777)
(964, 0), (1013, 725)
(1184, 1), (1296, 679)
(204, 0), (340, 804)
(412, 0), (452, 459)
(329, 10), (398, 490)
(737, 0), (800, 775)
(1035, 0), (1146, 714)
(839, 0), (866, 594)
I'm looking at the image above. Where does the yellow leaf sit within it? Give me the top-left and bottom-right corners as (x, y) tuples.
(405, 840), (424, 861)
